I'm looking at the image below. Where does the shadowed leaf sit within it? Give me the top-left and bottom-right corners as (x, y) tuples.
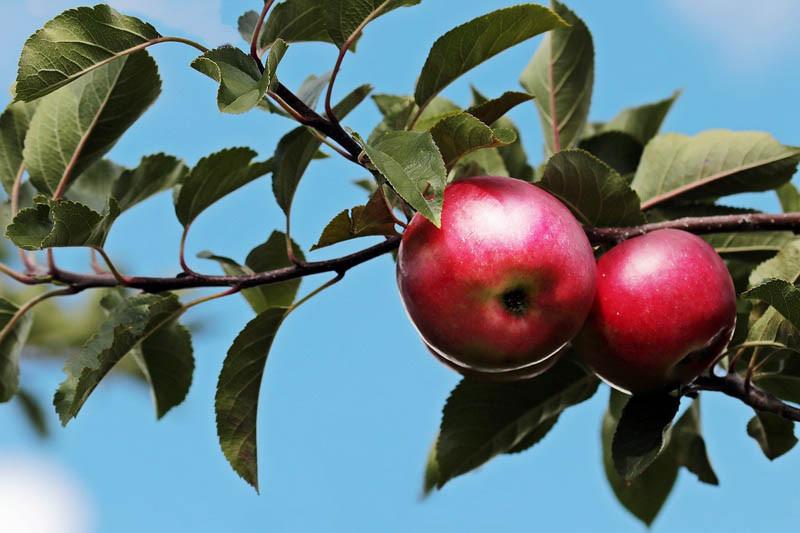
(0, 299), (34, 402)
(747, 410), (798, 460)
(312, 190), (398, 250)
(0, 100), (39, 194)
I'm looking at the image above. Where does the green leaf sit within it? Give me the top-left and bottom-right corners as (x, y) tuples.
(23, 51), (161, 196)
(747, 410), (798, 460)
(54, 293), (184, 425)
(362, 131), (447, 226)
(111, 154), (187, 212)
(602, 91), (681, 145)
(777, 183), (800, 213)
(191, 41), (287, 114)
(505, 415), (560, 454)
(132, 320), (194, 419)
(199, 231), (305, 313)
(15, 5), (161, 102)
(466, 91), (534, 127)
(15, 388), (49, 438)
(324, 0), (421, 49)
(7, 197), (119, 250)
(671, 400), (719, 485)
(66, 159), (124, 212)
(258, 0), (341, 49)
(450, 148), (509, 181)
(0, 100), (39, 194)
(578, 131), (643, 176)
(175, 148), (271, 227)
(429, 113), (517, 171)
(416, 4), (567, 112)
(272, 85), (372, 216)
(312, 190), (399, 250)
(703, 232), (794, 259)
(632, 130), (800, 209)
(520, 1), (593, 154)
(216, 307), (288, 491)
(749, 239), (800, 286)
(295, 72), (333, 109)
(0, 299), (34, 402)
(429, 357), (598, 490)
(538, 149), (645, 226)
(743, 278), (800, 330)
(611, 393), (680, 481)
(495, 117), (534, 181)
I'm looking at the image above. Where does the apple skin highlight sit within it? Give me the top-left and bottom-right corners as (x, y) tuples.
(397, 176), (597, 377)
(574, 229), (737, 395)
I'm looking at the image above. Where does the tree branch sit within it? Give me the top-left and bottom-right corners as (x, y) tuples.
(691, 373), (800, 422)
(585, 212), (800, 244)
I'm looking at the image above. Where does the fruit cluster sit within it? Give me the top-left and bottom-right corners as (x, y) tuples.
(397, 176), (737, 395)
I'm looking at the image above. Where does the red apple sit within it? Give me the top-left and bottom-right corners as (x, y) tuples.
(397, 176), (596, 378)
(574, 228), (736, 394)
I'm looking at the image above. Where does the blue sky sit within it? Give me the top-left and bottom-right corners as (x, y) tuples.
(0, 1), (799, 532)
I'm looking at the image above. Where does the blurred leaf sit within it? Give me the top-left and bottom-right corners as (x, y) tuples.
(451, 148), (509, 180)
(192, 41), (287, 114)
(578, 131), (643, 176)
(216, 307), (288, 491)
(7, 197), (119, 250)
(612, 393), (680, 481)
(324, 0), (421, 49)
(466, 91), (533, 126)
(602, 91), (681, 145)
(520, 1), (593, 154)
(24, 51), (161, 196)
(132, 321), (194, 419)
(430, 113), (516, 171)
(416, 4), (567, 112)
(15, 388), (49, 438)
(15, 5), (161, 101)
(66, 159), (124, 212)
(175, 148), (271, 227)
(777, 183), (800, 212)
(272, 85), (372, 216)
(428, 357), (598, 490)
(111, 154), (187, 212)
(199, 231), (305, 313)
(363, 131), (446, 227)
(295, 72), (333, 109)
(632, 130), (800, 209)
(743, 278), (800, 330)
(0, 100), (39, 194)
(0, 298), (34, 402)
(312, 190), (398, 250)
(671, 400), (718, 485)
(55, 293), (184, 425)
(747, 410), (797, 460)
(495, 118), (534, 181)
(538, 149), (645, 226)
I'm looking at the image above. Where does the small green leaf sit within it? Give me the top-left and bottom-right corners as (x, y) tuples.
(199, 231), (305, 313)
(0, 299), (34, 402)
(743, 278), (800, 330)
(611, 393), (680, 481)
(578, 131), (643, 176)
(416, 4), (567, 112)
(175, 148), (271, 227)
(15, 5), (161, 101)
(429, 357), (598, 489)
(15, 388), (49, 438)
(216, 307), (288, 491)
(256, 0), (341, 49)
(671, 399), (718, 485)
(312, 190), (399, 250)
(520, 1), (593, 154)
(192, 41), (287, 114)
(538, 149), (645, 226)
(54, 293), (184, 425)
(7, 197), (119, 250)
(747, 410), (798, 460)
(363, 131), (447, 226)
(0, 100), (39, 194)
(112, 154), (187, 212)
(602, 91), (681, 145)
(324, 0), (421, 49)
(632, 130), (800, 209)
(777, 183), (800, 213)
(272, 85), (372, 216)
(466, 91), (534, 127)
(451, 148), (510, 180)
(23, 51), (161, 196)
(430, 113), (516, 171)
(750, 239), (800, 286)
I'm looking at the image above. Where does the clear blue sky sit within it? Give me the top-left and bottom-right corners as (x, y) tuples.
(0, 1), (799, 532)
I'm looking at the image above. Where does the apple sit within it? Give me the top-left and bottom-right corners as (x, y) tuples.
(396, 175), (597, 378)
(574, 228), (736, 394)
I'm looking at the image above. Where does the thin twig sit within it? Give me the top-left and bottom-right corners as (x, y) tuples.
(10, 164), (38, 273)
(249, 0), (277, 72)
(691, 373), (800, 422)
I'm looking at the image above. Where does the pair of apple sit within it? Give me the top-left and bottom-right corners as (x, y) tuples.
(396, 176), (736, 394)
